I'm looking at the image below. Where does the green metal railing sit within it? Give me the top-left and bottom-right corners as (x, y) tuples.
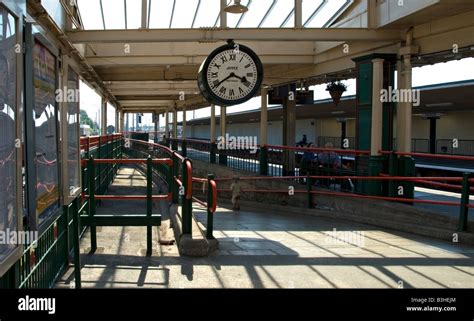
(0, 133), (222, 289)
(125, 138), (218, 239)
(0, 135), (121, 289)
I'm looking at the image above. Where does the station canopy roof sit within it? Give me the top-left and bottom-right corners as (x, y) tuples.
(70, 0), (356, 113)
(76, 0), (351, 30)
(42, 0), (470, 114)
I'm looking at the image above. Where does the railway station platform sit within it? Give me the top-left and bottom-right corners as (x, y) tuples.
(2, 0), (474, 301)
(2, 1), (474, 320)
(56, 163), (474, 289)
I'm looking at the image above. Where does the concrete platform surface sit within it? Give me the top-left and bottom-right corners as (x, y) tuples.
(56, 166), (474, 289)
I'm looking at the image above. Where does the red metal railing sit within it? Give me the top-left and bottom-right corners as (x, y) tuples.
(213, 174), (472, 228)
(80, 134), (123, 154)
(380, 150), (474, 162)
(266, 144), (370, 156)
(124, 137), (218, 236)
(81, 158), (173, 202)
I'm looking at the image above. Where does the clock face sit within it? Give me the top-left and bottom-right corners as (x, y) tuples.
(198, 43), (263, 106)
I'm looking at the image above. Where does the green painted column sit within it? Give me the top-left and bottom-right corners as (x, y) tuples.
(282, 96), (296, 176)
(259, 88), (269, 175)
(219, 106), (228, 165)
(352, 54), (397, 196)
(165, 109), (170, 140)
(210, 104), (217, 163)
(396, 56), (415, 202)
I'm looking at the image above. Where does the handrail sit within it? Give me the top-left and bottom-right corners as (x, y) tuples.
(212, 172), (472, 230)
(127, 138), (185, 162)
(209, 180), (217, 213)
(214, 175), (465, 182)
(215, 188), (462, 207)
(81, 158), (172, 166)
(170, 137), (212, 144)
(184, 159), (193, 200)
(82, 157), (173, 202)
(266, 144), (370, 155)
(122, 130), (164, 135)
(80, 134), (123, 153)
(125, 137), (208, 235)
(380, 150), (474, 161)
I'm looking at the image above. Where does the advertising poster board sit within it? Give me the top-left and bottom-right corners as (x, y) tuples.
(33, 40), (60, 227)
(0, 4), (23, 277)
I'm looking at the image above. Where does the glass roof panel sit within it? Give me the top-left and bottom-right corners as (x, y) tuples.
(238, 0), (274, 28)
(259, 0), (294, 28)
(171, 0), (200, 28)
(281, 10), (294, 28)
(76, 0), (350, 30)
(42, 0), (66, 29)
(149, 0), (174, 28)
(306, 0), (346, 27)
(193, 0), (221, 28)
(77, 0), (104, 30)
(226, 0), (250, 28)
(126, 0), (142, 29)
(302, 0), (324, 25)
(102, 0), (125, 29)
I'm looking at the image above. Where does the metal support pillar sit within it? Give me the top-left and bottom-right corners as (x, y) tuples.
(101, 98), (107, 135)
(260, 89), (268, 175)
(210, 104), (217, 163)
(282, 96), (296, 175)
(219, 106), (227, 165)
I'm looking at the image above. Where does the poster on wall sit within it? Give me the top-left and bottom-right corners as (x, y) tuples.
(33, 41), (60, 226)
(66, 66), (80, 200)
(0, 6), (22, 277)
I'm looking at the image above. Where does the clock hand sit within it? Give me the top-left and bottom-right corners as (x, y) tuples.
(231, 74), (243, 81)
(214, 73), (236, 88)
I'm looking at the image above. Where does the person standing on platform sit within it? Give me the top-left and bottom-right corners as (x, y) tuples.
(230, 176), (242, 211)
(297, 134), (308, 147)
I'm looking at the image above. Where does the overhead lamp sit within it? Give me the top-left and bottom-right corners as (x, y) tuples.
(224, 0), (248, 14)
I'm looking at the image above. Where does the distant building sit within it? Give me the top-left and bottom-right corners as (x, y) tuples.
(80, 124), (92, 136)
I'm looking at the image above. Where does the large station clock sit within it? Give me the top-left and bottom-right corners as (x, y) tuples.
(197, 41), (263, 106)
